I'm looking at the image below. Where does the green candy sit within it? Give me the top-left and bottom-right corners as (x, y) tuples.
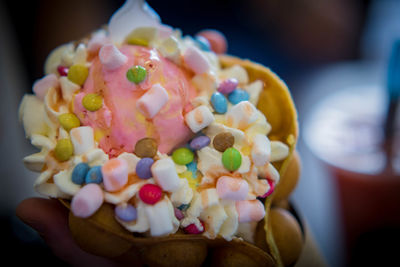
(172, 148), (194, 165)
(222, 147), (242, 171)
(126, 65), (147, 84)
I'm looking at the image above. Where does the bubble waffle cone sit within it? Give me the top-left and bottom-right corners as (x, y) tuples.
(58, 55), (300, 267)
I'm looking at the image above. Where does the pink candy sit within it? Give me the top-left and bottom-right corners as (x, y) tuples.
(235, 200), (266, 223)
(139, 184), (163, 205)
(136, 83), (169, 118)
(184, 220), (205, 234)
(216, 176), (249, 201)
(71, 184), (104, 218)
(183, 46), (210, 74)
(33, 74), (59, 100)
(99, 44), (128, 70)
(101, 158), (128, 192)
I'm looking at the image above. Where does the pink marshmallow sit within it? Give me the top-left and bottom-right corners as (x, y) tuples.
(183, 46), (210, 74)
(216, 176), (249, 201)
(99, 44), (128, 70)
(33, 74), (59, 100)
(235, 200), (266, 223)
(136, 83), (169, 118)
(101, 158), (128, 192)
(71, 184), (104, 218)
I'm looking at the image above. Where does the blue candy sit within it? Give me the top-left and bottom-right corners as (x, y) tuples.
(210, 92), (228, 114)
(189, 135), (210, 150)
(186, 161), (198, 178)
(115, 203), (137, 222)
(194, 35), (211, 51)
(228, 89), (249, 105)
(85, 166), (103, 184)
(178, 204), (190, 211)
(136, 158), (154, 179)
(71, 162), (90, 185)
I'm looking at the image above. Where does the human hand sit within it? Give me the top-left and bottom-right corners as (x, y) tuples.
(16, 198), (120, 267)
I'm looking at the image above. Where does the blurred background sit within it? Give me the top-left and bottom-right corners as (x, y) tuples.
(1, 0), (399, 266)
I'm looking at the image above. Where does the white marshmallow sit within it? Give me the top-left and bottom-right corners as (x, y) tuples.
(102, 158), (129, 192)
(185, 105), (215, 133)
(151, 158), (180, 192)
(144, 199), (174, 236)
(72, 43), (87, 65)
(200, 204), (227, 239)
(183, 46), (210, 74)
(244, 80), (263, 105)
(251, 134), (271, 166)
(70, 126), (95, 155)
(219, 65), (249, 84)
(99, 44), (127, 70)
(257, 163), (280, 182)
(117, 152), (140, 174)
(60, 77), (80, 102)
(226, 101), (258, 129)
(236, 200), (265, 223)
(136, 83), (169, 118)
(158, 36), (180, 63)
(216, 176), (249, 201)
(33, 74), (59, 100)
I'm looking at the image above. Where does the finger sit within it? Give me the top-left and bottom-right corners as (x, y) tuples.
(16, 197), (118, 267)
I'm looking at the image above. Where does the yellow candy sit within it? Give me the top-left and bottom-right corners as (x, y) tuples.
(179, 171), (201, 190)
(68, 64), (89, 86)
(82, 93), (103, 111)
(54, 139), (74, 162)
(125, 27), (157, 46)
(58, 113), (80, 131)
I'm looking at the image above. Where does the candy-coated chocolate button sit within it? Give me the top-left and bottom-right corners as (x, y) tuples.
(136, 157), (154, 179)
(189, 136), (210, 150)
(54, 139), (74, 162)
(194, 35), (211, 51)
(126, 65), (147, 84)
(85, 166), (103, 184)
(82, 93), (103, 112)
(174, 207), (184, 220)
(57, 66), (69, 76)
(186, 161), (198, 178)
(213, 132), (234, 152)
(72, 162), (90, 185)
(134, 138), (158, 158)
(58, 113), (80, 131)
(197, 30), (227, 54)
(67, 64), (89, 86)
(115, 203), (137, 222)
(222, 147), (242, 171)
(228, 89), (249, 105)
(210, 92), (228, 114)
(172, 147), (194, 165)
(218, 78), (238, 94)
(184, 220), (205, 234)
(139, 184), (163, 205)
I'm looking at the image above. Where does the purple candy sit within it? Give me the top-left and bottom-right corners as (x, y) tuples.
(115, 203), (137, 222)
(174, 207), (184, 220)
(217, 78), (238, 94)
(189, 136), (211, 150)
(136, 157), (154, 179)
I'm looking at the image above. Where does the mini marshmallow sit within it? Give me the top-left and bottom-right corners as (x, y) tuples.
(71, 184), (104, 218)
(73, 43), (87, 65)
(226, 101), (258, 129)
(251, 134), (271, 166)
(88, 30), (109, 53)
(183, 46), (210, 74)
(185, 105), (215, 133)
(33, 74), (59, 100)
(136, 83), (169, 118)
(151, 157), (180, 192)
(102, 158), (128, 192)
(144, 199), (174, 236)
(70, 126), (95, 155)
(200, 188), (219, 209)
(117, 152), (140, 174)
(270, 141), (289, 162)
(235, 199), (265, 223)
(99, 44), (128, 70)
(219, 65), (249, 84)
(216, 176), (249, 201)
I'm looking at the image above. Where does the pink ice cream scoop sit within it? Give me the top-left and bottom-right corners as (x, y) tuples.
(74, 45), (198, 157)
